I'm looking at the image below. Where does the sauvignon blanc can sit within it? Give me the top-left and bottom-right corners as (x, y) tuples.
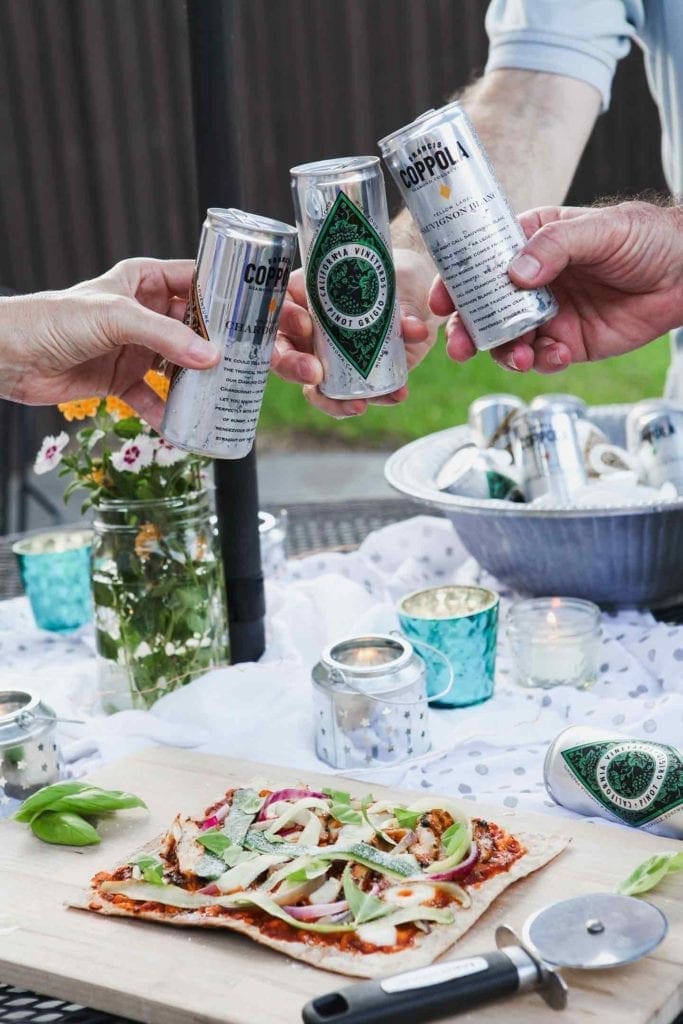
(379, 102), (558, 351)
(544, 726), (683, 838)
(161, 208), (297, 459)
(290, 156), (407, 400)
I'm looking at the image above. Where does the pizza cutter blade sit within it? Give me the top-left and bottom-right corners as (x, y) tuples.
(301, 893), (667, 1024)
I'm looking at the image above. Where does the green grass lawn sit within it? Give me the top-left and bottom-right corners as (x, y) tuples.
(259, 334), (670, 448)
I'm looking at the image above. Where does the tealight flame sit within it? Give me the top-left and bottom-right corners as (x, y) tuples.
(546, 611), (559, 628)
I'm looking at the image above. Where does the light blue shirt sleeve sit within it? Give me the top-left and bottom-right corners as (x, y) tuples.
(484, 1), (644, 111)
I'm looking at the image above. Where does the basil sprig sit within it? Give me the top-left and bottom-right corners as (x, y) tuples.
(323, 788), (362, 826)
(131, 854), (165, 885)
(342, 864), (392, 925)
(13, 781), (147, 846)
(617, 852), (683, 896)
(394, 808), (421, 831)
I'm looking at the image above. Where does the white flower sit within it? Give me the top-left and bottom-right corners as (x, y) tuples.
(111, 435), (155, 473)
(34, 432), (69, 475)
(133, 641), (152, 659)
(96, 606), (121, 640)
(154, 437), (187, 467)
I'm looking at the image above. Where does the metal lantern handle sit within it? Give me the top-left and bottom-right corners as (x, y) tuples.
(329, 633), (454, 707)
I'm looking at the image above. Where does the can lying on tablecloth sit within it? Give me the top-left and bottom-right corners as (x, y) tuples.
(544, 725), (683, 838)
(378, 102), (558, 351)
(290, 156), (407, 400)
(161, 208), (298, 459)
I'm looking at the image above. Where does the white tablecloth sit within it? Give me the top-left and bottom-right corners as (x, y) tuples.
(2, 515), (682, 826)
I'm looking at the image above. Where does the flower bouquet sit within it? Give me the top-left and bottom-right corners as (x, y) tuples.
(34, 372), (229, 712)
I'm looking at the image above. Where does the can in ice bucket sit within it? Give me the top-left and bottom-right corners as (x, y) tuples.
(625, 400), (683, 491)
(435, 446), (524, 501)
(0, 691), (60, 800)
(544, 725), (683, 839)
(468, 393), (526, 451)
(511, 408), (587, 502)
(530, 394), (588, 418)
(161, 208), (298, 459)
(378, 102), (558, 351)
(312, 635), (431, 770)
(290, 156), (407, 400)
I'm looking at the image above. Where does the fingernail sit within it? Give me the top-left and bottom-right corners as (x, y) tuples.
(505, 353), (519, 371)
(548, 347), (566, 368)
(509, 253), (541, 281)
(189, 340), (219, 365)
(298, 356), (317, 384)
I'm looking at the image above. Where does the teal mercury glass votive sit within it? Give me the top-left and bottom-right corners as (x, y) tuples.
(398, 584), (499, 708)
(13, 529), (93, 632)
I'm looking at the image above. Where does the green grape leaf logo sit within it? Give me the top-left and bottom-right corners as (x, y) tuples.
(306, 191), (396, 378)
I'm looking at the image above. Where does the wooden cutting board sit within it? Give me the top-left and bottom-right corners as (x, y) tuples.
(0, 747), (681, 1024)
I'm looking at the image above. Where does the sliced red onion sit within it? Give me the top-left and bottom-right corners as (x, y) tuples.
(258, 788), (326, 822)
(200, 815), (220, 831)
(215, 802), (232, 823)
(428, 842), (479, 882)
(198, 883), (220, 896)
(283, 899), (349, 921)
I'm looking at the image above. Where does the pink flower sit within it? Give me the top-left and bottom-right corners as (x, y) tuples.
(154, 437), (187, 467)
(34, 432), (69, 475)
(111, 435), (155, 474)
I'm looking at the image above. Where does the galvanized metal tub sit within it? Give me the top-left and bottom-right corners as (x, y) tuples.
(384, 404), (683, 609)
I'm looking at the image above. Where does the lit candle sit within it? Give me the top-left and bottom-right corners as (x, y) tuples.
(506, 597), (601, 690)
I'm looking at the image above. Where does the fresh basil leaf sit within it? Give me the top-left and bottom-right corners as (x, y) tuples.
(617, 852), (683, 896)
(330, 803), (363, 825)
(286, 859), (330, 884)
(342, 864), (393, 925)
(49, 789), (147, 815)
(394, 808), (421, 831)
(196, 830), (233, 858)
(13, 781), (92, 823)
(442, 822), (469, 859)
(131, 854), (164, 885)
(323, 787), (352, 804)
(30, 810), (101, 846)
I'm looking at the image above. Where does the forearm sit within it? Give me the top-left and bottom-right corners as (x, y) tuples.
(391, 68), (601, 251)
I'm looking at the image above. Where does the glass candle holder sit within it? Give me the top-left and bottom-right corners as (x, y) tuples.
(13, 529), (93, 633)
(506, 597), (601, 690)
(398, 585), (499, 708)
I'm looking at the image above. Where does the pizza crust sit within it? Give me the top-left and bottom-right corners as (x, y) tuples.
(70, 829), (568, 979)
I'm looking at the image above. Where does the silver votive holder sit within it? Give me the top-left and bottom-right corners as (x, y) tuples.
(506, 597), (601, 690)
(0, 691), (61, 799)
(312, 634), (431, 770)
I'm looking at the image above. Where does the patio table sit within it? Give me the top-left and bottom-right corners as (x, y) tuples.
(1, 502), (682, 1024)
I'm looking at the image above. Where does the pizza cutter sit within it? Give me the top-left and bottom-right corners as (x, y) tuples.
(301, 893), (668, 1024)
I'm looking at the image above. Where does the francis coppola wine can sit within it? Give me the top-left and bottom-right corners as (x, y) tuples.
(290, 156), (407, 399)
(161, 208), (298, 459)
(378, 102), (558, 351)
(544, 726), (683, 839)
(511, 408), (587, 502)
(625, 400), (683, 491)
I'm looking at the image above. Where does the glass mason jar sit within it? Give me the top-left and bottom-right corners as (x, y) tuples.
(91, 490), (229, 713)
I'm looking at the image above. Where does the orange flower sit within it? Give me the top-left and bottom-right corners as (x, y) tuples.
(58, 397), (101, 421)
(89, 466), (106, 486)
(144, 370), (170, 401)
(134, 522), (162, 560)
(106, 395), (136, 419)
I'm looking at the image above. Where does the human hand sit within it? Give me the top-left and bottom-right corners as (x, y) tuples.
(0, 258), (219, 429)
(430, 202), (683, 373)
(271, 247), (443, 418)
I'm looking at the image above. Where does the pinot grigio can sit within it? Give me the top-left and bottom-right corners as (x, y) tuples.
(544, 726), (683, 839)
(161, 208), (297, 459)
(290, 157), (407, 400)
(378, 102), (558, 351)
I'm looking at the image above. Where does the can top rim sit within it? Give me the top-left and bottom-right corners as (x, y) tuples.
(290, 155), (380, 177)
(378, 101), (464, 152)
(206, 208), (298, 239)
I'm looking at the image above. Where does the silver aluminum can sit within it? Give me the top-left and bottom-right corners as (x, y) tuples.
(378, 102), (558, 351)
(468, 393), (526, 450)
(511, 409), (587, 502)
(0, 690), (60, 799)
(625, 401), (683, 490)
(530, 394), (588, 418)
(435, 446), (524, 501)
(544, 726), (683, 839)
(161, 208), (298, 459)
(290, 156), (407, 400)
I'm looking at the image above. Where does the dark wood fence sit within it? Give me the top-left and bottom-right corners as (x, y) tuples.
(0, 0), (668, 296)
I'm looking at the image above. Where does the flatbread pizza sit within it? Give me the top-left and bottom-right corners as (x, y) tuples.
(73, 784), (567, 978)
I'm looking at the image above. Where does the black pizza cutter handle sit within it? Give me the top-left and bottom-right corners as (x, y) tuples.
(301, 947), (545, 1024)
